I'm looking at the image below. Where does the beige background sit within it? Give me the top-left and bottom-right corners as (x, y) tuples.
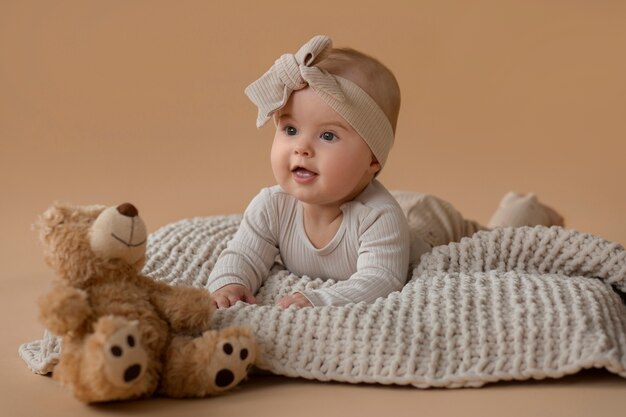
(1, 1), (625, 416)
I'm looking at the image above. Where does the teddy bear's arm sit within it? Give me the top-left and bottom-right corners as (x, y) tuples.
(148, 280), (215, 333)
(38, 284), (92, 336)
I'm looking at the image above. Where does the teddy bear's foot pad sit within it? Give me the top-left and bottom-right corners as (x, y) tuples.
(160, 328), (256, 397)
(213, 338), (253, 388)
(96, 317), (148, 388)
(208, 331), (255, 391)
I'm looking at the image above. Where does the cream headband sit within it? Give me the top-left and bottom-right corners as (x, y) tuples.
(244, 35), (395, 168)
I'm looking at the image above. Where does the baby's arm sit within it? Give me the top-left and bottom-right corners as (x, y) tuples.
(299, 205), (411, 306)
(206, 189), (279, 306)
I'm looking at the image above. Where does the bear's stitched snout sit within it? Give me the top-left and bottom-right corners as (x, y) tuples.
(90, 204), (147, 264)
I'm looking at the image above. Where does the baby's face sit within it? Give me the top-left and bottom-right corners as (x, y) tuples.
(271, 87), (380, 208)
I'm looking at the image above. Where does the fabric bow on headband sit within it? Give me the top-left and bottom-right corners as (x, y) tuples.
(244, 35), (395, 168)
(245, 35), (344, 127)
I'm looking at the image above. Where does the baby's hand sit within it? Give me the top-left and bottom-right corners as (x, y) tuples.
(276, 292), (312, 308)
(212, 284), (256, 309)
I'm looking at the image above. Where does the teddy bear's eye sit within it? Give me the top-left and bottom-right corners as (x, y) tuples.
(111, 346), (123, 357)
(127, 335), (135, 347)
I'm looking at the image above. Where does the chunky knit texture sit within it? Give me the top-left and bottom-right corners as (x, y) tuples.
(20, 217), (626, 387)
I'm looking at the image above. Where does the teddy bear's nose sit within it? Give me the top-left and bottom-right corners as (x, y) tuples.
(117, 203), (139, 218)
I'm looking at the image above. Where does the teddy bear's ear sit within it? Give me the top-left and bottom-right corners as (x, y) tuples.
(33, 202), (71, 231)
(32, 203), (68, 243)
(34, 203), (107, 231)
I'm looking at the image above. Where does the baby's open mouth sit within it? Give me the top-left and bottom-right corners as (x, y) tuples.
(292, 167), (317, 178)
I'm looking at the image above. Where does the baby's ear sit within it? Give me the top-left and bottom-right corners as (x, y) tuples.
(369, 156), (381, 175)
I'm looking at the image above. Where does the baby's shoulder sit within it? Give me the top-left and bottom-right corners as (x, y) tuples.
(347, 181), (407, 224)
(352, 181), (402, 211)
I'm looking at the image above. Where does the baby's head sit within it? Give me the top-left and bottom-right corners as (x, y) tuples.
(315, 47), (401, 135)
(245, 35), (400, 205)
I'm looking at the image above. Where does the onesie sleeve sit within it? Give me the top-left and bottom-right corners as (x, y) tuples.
(206, 189), (280, 294)
(298, 204), (411, 306)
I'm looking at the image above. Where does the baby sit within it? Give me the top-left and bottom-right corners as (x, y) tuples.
(206, 35), (564, 309)
(207, 35), (412, 308)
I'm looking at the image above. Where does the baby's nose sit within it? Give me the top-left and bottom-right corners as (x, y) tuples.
(294, 143), (313, 156)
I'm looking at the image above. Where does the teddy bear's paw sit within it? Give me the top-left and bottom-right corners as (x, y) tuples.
(98, 318), (149, 388)
(159, 329), (256, 398)
(206, 330), (256, 392)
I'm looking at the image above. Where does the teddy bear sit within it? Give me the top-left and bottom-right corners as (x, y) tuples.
(36, 201), (256, 403)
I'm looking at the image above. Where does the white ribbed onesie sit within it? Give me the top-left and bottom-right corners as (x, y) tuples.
(206, 180), (412, 306)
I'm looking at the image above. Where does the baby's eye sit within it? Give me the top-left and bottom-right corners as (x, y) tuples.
(320, 131), (337, 141)
(285, 126), (298, 136)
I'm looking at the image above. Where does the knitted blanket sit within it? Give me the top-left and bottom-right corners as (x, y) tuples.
(20, 216), (626, 388)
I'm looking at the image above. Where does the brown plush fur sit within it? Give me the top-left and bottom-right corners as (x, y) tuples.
(36, 202), (256, 403)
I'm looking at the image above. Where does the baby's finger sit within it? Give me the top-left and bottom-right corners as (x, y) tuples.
(291, 293), (312, 307)
(227, 294), (242, 306)
(215, 295), (231, 309)
(243, 292), (257, 304)
(276, 296), (292, 308)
